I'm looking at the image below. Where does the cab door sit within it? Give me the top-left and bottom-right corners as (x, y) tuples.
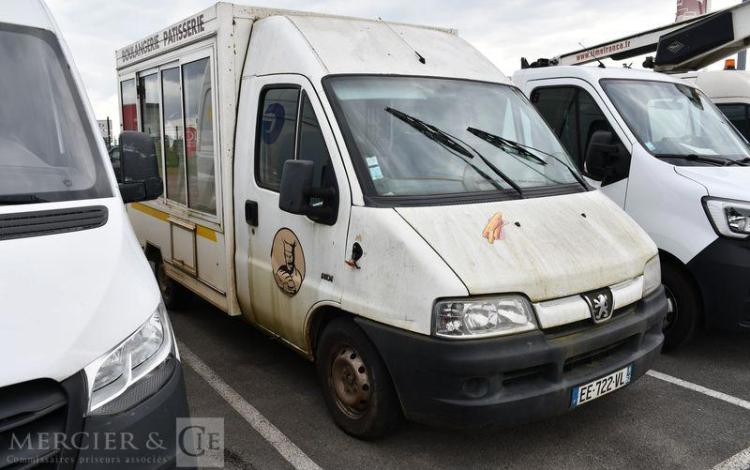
(526, 79), (632, 208)
(234, 75), (351, 350)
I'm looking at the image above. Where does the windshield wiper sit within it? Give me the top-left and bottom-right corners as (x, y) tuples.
(722, 156), (750, 167)
(466, 127), (546, 165)
(467, 127), (589, 190)
(384, 107), (525, 198)
(0, 194), (49, 205)
(655, 154), (746, 167)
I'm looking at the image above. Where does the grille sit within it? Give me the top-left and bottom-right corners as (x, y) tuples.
(0, 206), (108, 241)
(0, 380), (68, 469)
(563, 336), (636, 373)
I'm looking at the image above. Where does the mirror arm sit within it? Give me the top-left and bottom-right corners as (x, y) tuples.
(304, 187), (337, 200)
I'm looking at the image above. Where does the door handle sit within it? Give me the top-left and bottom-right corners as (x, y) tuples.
(245, 200), (258, 227)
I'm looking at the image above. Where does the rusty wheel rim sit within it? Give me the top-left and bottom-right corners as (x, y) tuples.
(330, 345), (372, 419)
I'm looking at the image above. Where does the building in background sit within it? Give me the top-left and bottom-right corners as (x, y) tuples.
(676, 0), (712, 21)
(97, 117), (113, 148)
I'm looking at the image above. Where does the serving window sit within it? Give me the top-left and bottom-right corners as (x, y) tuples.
(118, 51), (217, 216)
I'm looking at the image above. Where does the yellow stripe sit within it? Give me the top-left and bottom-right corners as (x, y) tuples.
(130, 202), (218, 242)
(196, 225), (218, 242)
(130, 202), (169, 221)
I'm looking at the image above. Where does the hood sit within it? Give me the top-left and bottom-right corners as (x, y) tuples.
(675, 165), (750, 201)
(0, 198), (160, 386)
(396, 191), (656, 302)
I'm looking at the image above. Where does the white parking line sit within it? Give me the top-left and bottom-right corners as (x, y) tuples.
(178, 342), (323, 470)
(646, 370), (750, 411)
(713, 447), (750, 470)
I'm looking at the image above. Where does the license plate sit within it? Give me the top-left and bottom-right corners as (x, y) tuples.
(571, 364), (633, 408)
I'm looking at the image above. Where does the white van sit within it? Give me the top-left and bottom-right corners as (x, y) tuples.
(680, 67), (750, 141)
(0, 1), (188, 468)
(514, 65), (750, 349)
(117, 3), (666, 438)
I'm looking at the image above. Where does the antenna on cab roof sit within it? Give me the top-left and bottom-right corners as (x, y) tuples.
(379, 17), (427, 64)
(579, 42), (606, 68)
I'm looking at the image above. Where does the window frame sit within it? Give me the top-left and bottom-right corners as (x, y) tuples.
(531, 83), (629, 182)
(321, 74), (585, 208)
(119, 46), (220, 221)
(716, 102), (750, 141)
(254, 84), (303, 192)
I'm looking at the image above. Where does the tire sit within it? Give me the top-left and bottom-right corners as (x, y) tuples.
(155, 260), (190, 310)
(661, 261), (701, 351)
(316, 318), (401, 439)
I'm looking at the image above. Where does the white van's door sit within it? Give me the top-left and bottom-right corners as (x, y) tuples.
(525, 78), (633, 207)
(234, 74), (351, 349)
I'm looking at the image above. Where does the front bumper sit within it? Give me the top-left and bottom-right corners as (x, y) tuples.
(356, 288), (667, 428)
(688, 237), (750, 331)
(75, 357), (190, 469)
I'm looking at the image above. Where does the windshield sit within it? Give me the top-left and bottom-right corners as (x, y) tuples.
(325, 76), (581, 199)
(0, 23), (111, 204)
(602, 79), (750, 163)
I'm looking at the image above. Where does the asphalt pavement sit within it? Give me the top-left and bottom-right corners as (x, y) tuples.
(170, 297), (750, 470)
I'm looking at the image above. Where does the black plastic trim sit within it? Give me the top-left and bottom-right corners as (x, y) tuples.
(355, 288), (666, 428)
(0, 206), (108, 241)
(655, 11), (734, 66)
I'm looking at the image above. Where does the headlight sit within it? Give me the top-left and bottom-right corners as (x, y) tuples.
(703, 197), (750, 239)
(433, 295), (537, 339)
(84, 303), (175, 414)
(642, 255), (661, 297)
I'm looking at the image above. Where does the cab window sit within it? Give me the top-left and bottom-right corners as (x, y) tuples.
(256, 87), (300, 191)
(532, 86), (628, 182)
(256, 88), (335, 192)
(717, 103), (750, 140)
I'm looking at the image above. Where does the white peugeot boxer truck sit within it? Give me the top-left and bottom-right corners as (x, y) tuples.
(117, 3), (667, 438)
(514, 65), (750, 349)
(1, 1), (189, 468)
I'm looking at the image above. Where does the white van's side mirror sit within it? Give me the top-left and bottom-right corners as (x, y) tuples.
(116, 131), (163, 204)
(584, 130), (629, 183)
(279, 160), (338, 225)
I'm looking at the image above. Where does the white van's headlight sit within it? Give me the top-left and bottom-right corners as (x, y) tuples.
(703, 198), (750, 239)
(433, 295), (537, 338)
(85, 303), (175, 414)
(642, 255), (661, 297)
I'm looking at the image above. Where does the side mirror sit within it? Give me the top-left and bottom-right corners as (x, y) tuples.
(584, 130), (628, 183)
(278, 160), (338, 225)
(117, 131), (163, 204)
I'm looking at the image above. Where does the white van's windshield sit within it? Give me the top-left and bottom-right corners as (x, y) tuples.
(326, 76), (582, 201)
(0, 23), (111, 205)
(602, 79), (750, 165)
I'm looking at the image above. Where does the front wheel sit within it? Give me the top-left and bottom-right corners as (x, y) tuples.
(316, 318), (401, 439)
(661, 262), (701, 351)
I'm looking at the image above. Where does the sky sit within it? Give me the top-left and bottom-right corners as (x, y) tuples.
(45, 0), (739, 134)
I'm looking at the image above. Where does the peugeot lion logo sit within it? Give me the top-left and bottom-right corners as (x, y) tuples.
(583, 289), (614, 324)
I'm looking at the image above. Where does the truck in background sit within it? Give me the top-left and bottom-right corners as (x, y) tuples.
(116, 3), (666, 438)
(0, 1), (189, 468)
(679, 61), (750, 141)
(514, 0), (750, 349)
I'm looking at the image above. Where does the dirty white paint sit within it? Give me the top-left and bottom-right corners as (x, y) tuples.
(396, 191), (657, 302)
(341, 207), (469, 336)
